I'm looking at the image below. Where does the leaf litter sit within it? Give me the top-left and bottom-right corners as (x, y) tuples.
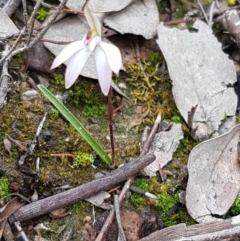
(154, 19), (240, 224)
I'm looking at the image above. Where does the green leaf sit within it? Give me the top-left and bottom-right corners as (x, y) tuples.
(38, 84), (111, 166)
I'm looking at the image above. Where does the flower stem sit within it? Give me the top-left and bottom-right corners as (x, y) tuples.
(108, 87), (115, 164)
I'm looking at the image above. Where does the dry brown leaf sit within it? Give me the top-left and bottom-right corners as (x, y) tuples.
(186, 124), (240, 223)
(0, 198), (25, 222)
(49, 208), (68, 219)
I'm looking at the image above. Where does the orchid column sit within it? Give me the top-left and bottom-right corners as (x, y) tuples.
(51, 6), (122, 163)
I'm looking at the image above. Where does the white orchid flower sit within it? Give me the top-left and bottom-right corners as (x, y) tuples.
(51, 7), (122, 96)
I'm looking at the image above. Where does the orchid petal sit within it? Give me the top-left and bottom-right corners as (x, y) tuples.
(95, 46), (112, 96)
(51, 40), (86, 69)
(65, 48), (91, 89)
(99, 42), (122, 74)
(84, 6), (102, 37)
(89, 36), (101, 51)
(65, 36), (101, 89)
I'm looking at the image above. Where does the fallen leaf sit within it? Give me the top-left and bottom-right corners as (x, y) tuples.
(49, 208), (68, 219)
(156, 20), (237, 141)
(186, 124), (240, 223)
(143, 123), (183, 177)
(0, 198), (25, 222)
(85, 191), (111, 209)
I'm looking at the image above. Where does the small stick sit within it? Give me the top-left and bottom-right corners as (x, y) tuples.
(3, 221), (14, 241)
(114, 195), (127, 241)
(14, 221), (29, 241)
(130, 185), (159, 200)
(18, 112), (48, 166)
(0, 0), (69, 64)
(50, 153), (75, 158)
(9, 153), (155, 224)
(108, 87), (115, 164)
(197, 0), (210, 25)
(95, 177), (134, 241)
(21, 0), (29, 33)
(5, 134), (28, 152)
(96, 113), (161, 241)
(140, 112), (161, 157)
(28, 112), (48, 155)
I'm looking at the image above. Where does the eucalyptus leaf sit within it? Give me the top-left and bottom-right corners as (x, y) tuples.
(38, 84), (111, 166)
(186, 124), (240, 223)
(156, 20), (237, 141)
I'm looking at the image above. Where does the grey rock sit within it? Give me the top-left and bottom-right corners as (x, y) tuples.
(24, 42), (52, 73)
(0, 8), (19, 38)
(104, 0), (159, 39)
(88, 0), (133, 12)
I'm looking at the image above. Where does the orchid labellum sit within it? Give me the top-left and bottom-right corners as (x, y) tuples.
(51, 7), (122, 96)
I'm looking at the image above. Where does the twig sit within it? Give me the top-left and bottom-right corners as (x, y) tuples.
(96, 113), (161, 241)
(95, 178), (134, 241)
(21, 0), (29, 34)
(9, 153), (155, 224)
(0, 44), (11, 109)
(138, 215), (240, 241)
(140, 112), (161, 157)
(18, 112), (48, 166)
(3, 221), (14, 241)
(208, 1), (216, 24)
(0, 0), (69, 64)
(28, 0), (42, 25)
(28, 111), (48, 155)
(114, 195), (127, 241)
(3, 0), (22, 17)
(196, 0), (210, 25)
(0, 0), (69, 109)
(130, 185), (159, 200)
(14, 221), (29, 241)
(108, 87), (115, 164)
(26, 0), (42, 45)
(5, 134), (28, 152)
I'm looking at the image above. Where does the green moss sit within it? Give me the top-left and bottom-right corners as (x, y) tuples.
(126, 52), (178, 126)
(174, 132), (196, 164)
(49, 107), (59, 120)
(68, 79), (107, 117)
(36, 8), (48, 22)
(230, 194), (240, 216)
(70, 152), (94, 168)
(52, 73), (65, 90)
(130, 193), (147, 206)
(236, 115), (240, 123)
(0, 176), (10, 201)
(83, 95), (107, 118)
(51, 73), (107, 118)
(228, 0), (237, 6)
(157, 192), (194, 226)
(124, 143), (140, 157)
(73, 200), (92, 215)
(14, 53), (24, 65)
(134, 178), (148, 190)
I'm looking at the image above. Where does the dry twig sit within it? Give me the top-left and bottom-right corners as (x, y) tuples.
(9, 153), (155, 224)
(96, 113), (161, 241)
